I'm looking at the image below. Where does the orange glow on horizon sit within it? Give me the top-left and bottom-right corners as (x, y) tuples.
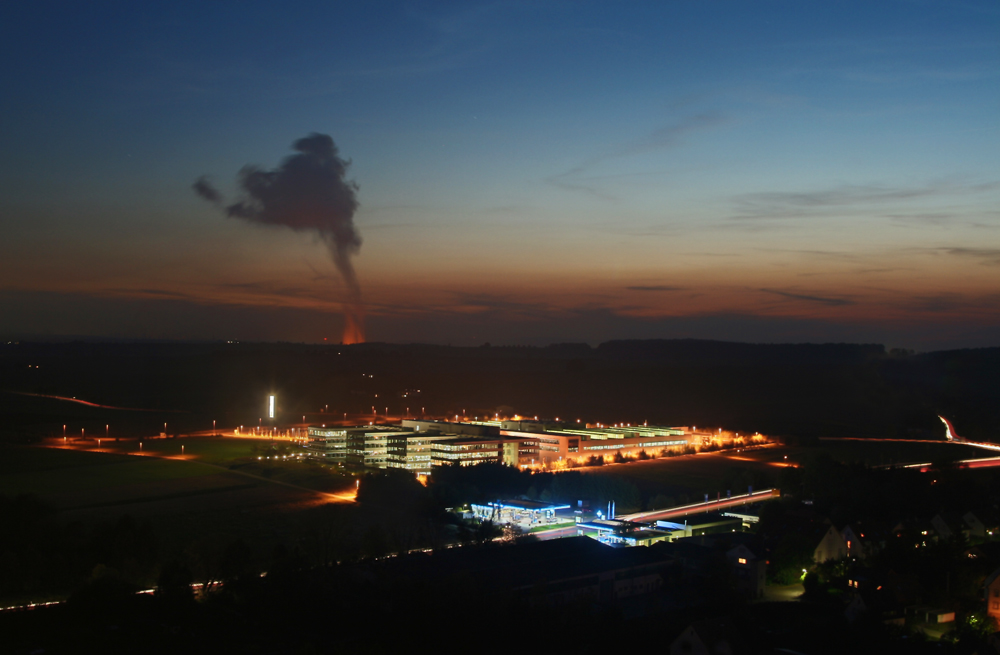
(342, 312), (365, 344)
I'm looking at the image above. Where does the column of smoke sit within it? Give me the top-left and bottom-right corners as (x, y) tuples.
(193, 133), (365, 344)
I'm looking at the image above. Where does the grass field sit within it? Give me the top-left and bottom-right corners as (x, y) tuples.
(0, 445), (215, 497)
(66, 435), (259, 464)
(33, 435), (359, 492)
(0, 438), (359, 546)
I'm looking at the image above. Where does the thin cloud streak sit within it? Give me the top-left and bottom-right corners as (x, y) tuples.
(943, 247), (1000, 266)
(760, 288), (856, 307)
(730, 180), (1000, 221)
(547, 112), (729, 197)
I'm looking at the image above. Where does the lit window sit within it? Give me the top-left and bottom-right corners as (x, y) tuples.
(738, 558), (747, 564)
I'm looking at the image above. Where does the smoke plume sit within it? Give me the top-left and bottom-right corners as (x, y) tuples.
(193, 134), (365, 343)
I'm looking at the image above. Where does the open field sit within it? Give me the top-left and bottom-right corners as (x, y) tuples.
(0, 445), (214, 497)
(38, 436), (357, 493)
(0, 440), (360, 553)
(68, 434), (264, 464)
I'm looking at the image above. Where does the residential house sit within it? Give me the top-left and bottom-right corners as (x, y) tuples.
(670, 618), (740, 655)
(726, 543), (767, 599)
(985, 567), (1000, 626)
(814, 525), (848, 563)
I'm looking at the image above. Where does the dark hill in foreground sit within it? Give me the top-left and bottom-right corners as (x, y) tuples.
(1, 340), (997, 442)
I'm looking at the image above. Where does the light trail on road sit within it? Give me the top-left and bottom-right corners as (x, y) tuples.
(619, 489), (779, 523)
(6, 390), (185, 412)
(818, 416), (999, 459)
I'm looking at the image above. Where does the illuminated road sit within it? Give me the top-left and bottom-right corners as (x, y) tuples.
(897, 456), (1000, 473)
(820, 416), (1000, 455)
(7, 390), (185, 412)
(533, 525), (580, 541)
(620, 489), (779, 523)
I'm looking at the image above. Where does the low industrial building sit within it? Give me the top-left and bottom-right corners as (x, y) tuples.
(471, 499), (572, 530)
(655, 514), (744, 539)
(576, 519), (673, 547)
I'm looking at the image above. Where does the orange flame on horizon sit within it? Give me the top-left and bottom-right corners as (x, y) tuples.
(342, 312), (365, 344)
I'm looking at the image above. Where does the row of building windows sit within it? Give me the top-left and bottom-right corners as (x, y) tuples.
(581, 439), (687, 451)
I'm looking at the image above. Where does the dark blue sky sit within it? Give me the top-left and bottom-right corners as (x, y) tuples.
(2, 1), (998, 349)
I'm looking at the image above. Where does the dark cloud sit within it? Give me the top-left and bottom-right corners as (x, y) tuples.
(943, 247), (1000, 265)
(450, 293), (560, 319)
(626, 285), (684, 292)
(194, 133), (365, 342)
(192, 176), (222, 205)
(760, 288), (855, 307)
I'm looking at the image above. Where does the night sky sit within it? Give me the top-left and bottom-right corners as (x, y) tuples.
(2, 2), (998, 349)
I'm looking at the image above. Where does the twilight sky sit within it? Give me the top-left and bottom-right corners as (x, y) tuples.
(2, 1), (998, 349)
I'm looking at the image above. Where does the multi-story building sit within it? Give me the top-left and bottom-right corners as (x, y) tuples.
(501, 424), (691, 466)
(307, 426), (418, 468)
(306, 426), (350, 463)
(403, 419), (694, 467)
(431, 438), (520, 467)
(386, 431), (454, 475)
(310, 419), (702, 473)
